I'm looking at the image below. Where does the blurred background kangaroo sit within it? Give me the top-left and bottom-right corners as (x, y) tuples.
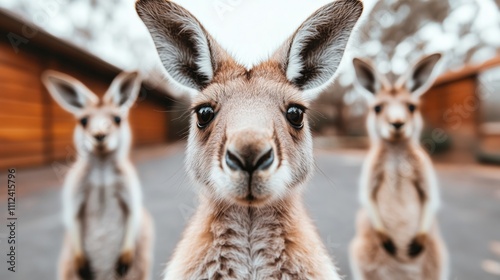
(42, 71), (154, 280)
(349, 54), (449, 280)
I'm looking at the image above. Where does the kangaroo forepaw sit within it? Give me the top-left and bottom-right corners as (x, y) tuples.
(408, 234), (426, 258)
(115, 250), (133, 277)
(75, 256), (93, 280)
(382, 239), (397, 256)
(377, 232), (397, 256)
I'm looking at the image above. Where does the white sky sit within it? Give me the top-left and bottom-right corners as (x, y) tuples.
(0, 0), (377, 69)
(172, 0), (375, 67)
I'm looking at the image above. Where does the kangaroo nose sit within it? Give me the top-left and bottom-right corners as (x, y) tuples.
(94, 134), (106, 142)
(226, 148), (274, 172)
(391, 122), (404, 130)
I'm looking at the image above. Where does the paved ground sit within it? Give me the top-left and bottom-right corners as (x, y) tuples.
(0, 143), (499, 280)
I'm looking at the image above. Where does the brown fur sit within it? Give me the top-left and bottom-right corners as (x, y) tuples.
(168, 194), (335, 279)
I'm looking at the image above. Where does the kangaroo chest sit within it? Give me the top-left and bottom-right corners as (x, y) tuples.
(376, 155), (422, 243)
(81, 166), (126, 275)
(193, 208), (314, 280)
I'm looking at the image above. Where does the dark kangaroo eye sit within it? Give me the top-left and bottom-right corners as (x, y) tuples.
(196, 106), (215, 128)
(286, 106), (304, 128)
(114, 116), (121, 125)
(374, 105), (382, 114)
(80, 117), (88, 127)
(408, 104), (416, 113)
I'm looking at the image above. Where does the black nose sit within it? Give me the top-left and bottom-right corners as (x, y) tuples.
(226, 148), (274, 172)
(94, 134), (106, 142)
(391, 122), (404, 130)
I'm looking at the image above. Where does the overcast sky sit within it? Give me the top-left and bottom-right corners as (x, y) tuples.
(172, 0), (376, 67)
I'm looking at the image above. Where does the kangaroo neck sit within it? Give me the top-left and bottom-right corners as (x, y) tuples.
(198, 193), (302, 238)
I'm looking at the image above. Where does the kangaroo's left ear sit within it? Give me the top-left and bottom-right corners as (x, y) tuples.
(272, 0), (363, 100)
(42, 70), (99, 115)
(397, 53), (442, 98)
(352, 57), (391, 99)
(104, 71), (141, 109)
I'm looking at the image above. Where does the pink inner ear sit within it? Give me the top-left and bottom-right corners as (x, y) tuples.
(43, 72), (100, 114)
(57, 82), (85, 108)
(399, 53), (442, 97)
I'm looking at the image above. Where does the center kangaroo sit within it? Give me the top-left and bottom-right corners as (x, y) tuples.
(43, 71), (154, 280)
(136, 0), (363, 279)
(349, 54), (449, 280)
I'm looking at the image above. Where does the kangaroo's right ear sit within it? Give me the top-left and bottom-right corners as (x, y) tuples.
(42, 70), (98, 114)
(352, 58), (389, 99)
(136, 0), (230, 97)
(271, 0), (363, 100)
(104, 71), (142, 110)
(397, 53), (442, 98)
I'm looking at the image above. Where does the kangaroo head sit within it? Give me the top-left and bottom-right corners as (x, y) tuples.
(353, 53), (442, 143)
(42, 71), (141, 157)
(137, 0), (363, 206)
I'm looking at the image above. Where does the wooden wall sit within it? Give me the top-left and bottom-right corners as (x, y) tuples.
(421, 77), (478, 136)
(0, 40), (171, 169)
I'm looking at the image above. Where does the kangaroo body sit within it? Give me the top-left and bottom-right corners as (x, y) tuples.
(349, 54), (449, 280)
(58, 158), (153, 280)
(350, 144), (448, 280)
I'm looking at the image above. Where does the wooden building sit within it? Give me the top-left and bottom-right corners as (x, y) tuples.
(421, 56), (500, 162)
(0, 9), (177, 169)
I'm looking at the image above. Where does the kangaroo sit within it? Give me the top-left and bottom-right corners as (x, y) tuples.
(42, 71), (154, 280)
(349, 54), (449, 280)
(136, 0), (363, 279)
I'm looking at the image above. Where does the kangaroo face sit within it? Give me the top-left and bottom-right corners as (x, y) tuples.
(42, 71), (141, 156)
(367, 88), (421, 142)
(353, 53), (442, 143)
(73, 103), (128, 154)
(137, 0), (363, 206)
(186, 74), (313, 206)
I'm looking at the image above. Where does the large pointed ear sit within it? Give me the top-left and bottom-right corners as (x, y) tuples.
(103, 71), (141, 110)
(272, 0), (363, 99)
(396, 53), (442, 98)
(42, 70), (98, 115)
(352, 57), (390, 99)
(136, 0), (229, 96)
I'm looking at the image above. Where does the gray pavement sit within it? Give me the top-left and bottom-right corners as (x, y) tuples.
(0, 144), (499, 280)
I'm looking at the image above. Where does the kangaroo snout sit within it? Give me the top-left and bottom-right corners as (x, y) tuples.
(224, 130), (275, 174)
(391, 122), (405, 130)
(226, 147), (274, 172)
(94, 133), (106, 142)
